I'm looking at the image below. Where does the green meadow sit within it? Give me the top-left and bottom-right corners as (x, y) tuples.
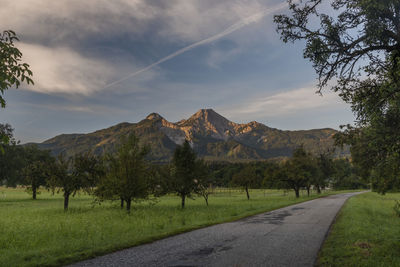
(318, 192), (400, 266)
(1, 187), (353, 267)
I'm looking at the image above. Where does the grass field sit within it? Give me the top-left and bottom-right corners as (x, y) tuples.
(318, 192), (400, 266)
(1, 187), (352, 267)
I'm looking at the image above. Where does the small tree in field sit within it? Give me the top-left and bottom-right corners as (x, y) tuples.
(194, 159), (211, 206)
(169, 140), (199, 209)
(23, 161), (49, 199)
(21, 145), (54, 199)
(95, 134), (151, 212)
(232, 165), (258, 200)
(74, 152), (104, 195)
(48, 153), (101, 211)
(48, 155), (77, 211)
(275, 146), (316, 198)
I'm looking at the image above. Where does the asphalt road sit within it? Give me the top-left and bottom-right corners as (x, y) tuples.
(70, 192), (363, 267)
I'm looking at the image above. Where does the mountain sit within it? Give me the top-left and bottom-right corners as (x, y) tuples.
(35, 109), (347, 162)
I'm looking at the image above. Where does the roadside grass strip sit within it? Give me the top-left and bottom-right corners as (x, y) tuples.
(318, 192), (400, 266)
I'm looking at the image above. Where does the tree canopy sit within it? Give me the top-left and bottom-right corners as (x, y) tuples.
(0, 30), (33, 108)
(169, 140), (201, 208)
(21, 145), (54, 199)
(232, 165), (258, 200)
(275, 0), (400, 95)
(48, 153), (102, 211)
(0, 124), (25, 185)
(0, 123), (15, 152)
(1, 30), (33, 148)
(269, 146), (317, 197)
(95, 134), (152, 211)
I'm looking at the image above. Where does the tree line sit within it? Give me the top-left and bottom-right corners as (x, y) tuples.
(211, 147), (367, 197)
(1, 124), (367, 212)
(0, 126), (211, 211)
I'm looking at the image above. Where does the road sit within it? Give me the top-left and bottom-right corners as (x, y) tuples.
(70, 192), (363, 267)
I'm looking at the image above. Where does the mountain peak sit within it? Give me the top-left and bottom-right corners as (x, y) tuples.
(176, 109), (237, 140)
(189, 109), (229, 122)
(146, 113), (164, 121)
(195, 108), (217, 115)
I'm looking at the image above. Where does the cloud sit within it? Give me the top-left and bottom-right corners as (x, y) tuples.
(19, 100), (130, 116)
(16, 42), (161, 95)
(17, 43), (115, 95)
(102, 1), (287, 88)
(1, 0), (287, 93)
(158, 0), (275, 42)
(0, 0), (152, 44)
(0, 0), (280, 45)
(220, 87), (346, 119)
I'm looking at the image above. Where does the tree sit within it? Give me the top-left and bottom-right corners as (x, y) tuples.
(0, 123), (15, 153)
(275, 0), (400, 95)
(232, 165), (258, 200)
(0, 30), (33, 148)
(262, 162), (281, 189)
(335, 120), (399, 193)
(95, 155), (124, 208)
(21, 145), (54, 199)
(74, 152), (104, 195)
(22, 161), (49, 200)
(314, 152), (334, 194)
(330, 158), (368, 190)
(0, 124), (25, 186)
(275, 0), (400, 193)
(209, 162), (243, 187)
(48, 153), (102, 211)
(95, 134), (151, 212)
(275, 146), (316, 198)
(0, 30), (33, 108)
(194, 160), (212, 206)
(169, 140), (199, 208)
(147, 164), (170, 199)
(48, 155), (75, 211)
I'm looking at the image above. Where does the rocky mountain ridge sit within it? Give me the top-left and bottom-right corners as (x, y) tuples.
(36, 109), (346, 162)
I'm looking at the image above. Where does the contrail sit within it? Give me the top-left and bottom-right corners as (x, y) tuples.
(103, 2), (287, 89)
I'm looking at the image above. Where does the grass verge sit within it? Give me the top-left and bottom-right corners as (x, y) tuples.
(318, 192), (400, 266)
(1, 187), (356, 267)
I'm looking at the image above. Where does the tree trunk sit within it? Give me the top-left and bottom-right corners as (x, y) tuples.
(307, 186), (310, 197)
(126, 198), (131, 212)
(181, 195), (186, 209)
(32, 185), (37, 200)
(245, 186), (250, 200)
(317, 185), (321, 194)
(294, 188), (300, 198)
(120, 197), (124, 209)
(204, 195), (209, 206)
(64, 192), (70, 211)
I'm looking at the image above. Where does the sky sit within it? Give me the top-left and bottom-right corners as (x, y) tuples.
(0, 0), (355, 143)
